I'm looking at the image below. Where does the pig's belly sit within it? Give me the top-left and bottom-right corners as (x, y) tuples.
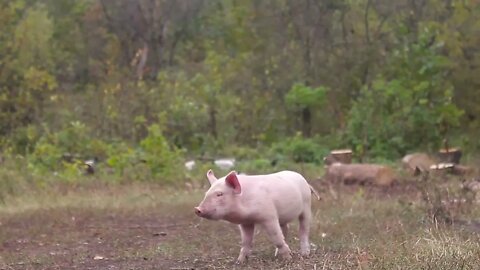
(276, 199), (304, 224)
(268, 180), (308, 224)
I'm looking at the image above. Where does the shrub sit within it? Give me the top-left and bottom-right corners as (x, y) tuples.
(345, 29), (463, 159)
(271, 134), (329, 164)
(138, 124), (185, 182)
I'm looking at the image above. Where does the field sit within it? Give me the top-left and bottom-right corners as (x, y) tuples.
(0, 178), (479, 270)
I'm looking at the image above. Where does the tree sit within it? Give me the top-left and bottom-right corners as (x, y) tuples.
(346, 28), (463, 158)
(285, 83), (328, 137)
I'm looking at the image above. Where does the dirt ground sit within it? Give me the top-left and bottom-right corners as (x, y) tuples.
(0, 195), (318, 270)
(0, 184), (208, 270)
(0, 181), (478, 270)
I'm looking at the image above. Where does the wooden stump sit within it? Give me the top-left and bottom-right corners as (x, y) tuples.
(323, 149), (353, 165)
(438, 148), (462, 164)
(402, 153), (436, 175)
(324, 163), (396, 186)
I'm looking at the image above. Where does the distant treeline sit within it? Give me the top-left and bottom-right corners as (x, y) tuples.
(0, 0), (479, 165)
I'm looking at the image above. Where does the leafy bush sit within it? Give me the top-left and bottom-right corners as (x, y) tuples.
(271, 135), (329, 164)
(221, 145), (263, 160)
(28, 121), (108, 175)
(105, 124), (185, 183)
(137, 124), (185, 182)
(105, 141), (137, 176)
(5, 125), (41, 155)
(345, 29), (463, 159)
(29, 138), (63, 172)
(285, 83), (328, 109)
(236, 159), (273, 174)
(24, 122), (185, 183)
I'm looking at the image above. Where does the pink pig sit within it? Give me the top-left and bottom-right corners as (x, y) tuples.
(194, 169), (319, 263)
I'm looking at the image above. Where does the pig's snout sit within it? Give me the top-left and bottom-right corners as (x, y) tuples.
(195, 206), (214, 219)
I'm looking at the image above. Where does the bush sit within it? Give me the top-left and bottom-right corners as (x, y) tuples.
(236, 159), (273, 174)
(345, 30), (463, 159)
(138, 124), (185, 182)
(23, 122), (185, 183)
(105, 124), (185, 183)
(28, 121), (109, 175)
(271, 135), (329, 164)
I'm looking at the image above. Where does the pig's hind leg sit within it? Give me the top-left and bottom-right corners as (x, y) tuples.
(262, 221), (292, 260)
(281, 223), (289, 239)
(236, 224), (255, 264)
(298, 207), (312, 256)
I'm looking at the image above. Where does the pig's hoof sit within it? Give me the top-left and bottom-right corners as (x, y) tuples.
(277, 245), (292, 260)
(282, 253), (292, 261)
(279, 251), (292, 261)
(235, 259), (245, 265)
(235, 256), (248, 264)
(300, 249), (310, 257)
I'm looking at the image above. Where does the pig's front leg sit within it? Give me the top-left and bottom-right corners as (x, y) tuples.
(262, 220), (292, 260)
(236, 224), (255, 264)
(275, 224), (289, 257)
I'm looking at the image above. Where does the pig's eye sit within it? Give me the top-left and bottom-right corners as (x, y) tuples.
(216, 192), (223, 197)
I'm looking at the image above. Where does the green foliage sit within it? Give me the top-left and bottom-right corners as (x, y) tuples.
(13, 4), (54, 70)
(346, 29), (464, 159)
(28, 122), (108, 174)
(24, 122), (184, 182)
(221, 145), (262, 160)
(138, 124), (185, 182)
(23, 67), (57, 92)
(0, 0), (479, 185)
(271, 134), (329, 164)
(29, 138), (63, 172)
(285, 83), (328, 109)
(105, 141), (136, 176)
(236, 159), (273, 174)
(104, 124), (184, 182)
(6, 125), (40, 155)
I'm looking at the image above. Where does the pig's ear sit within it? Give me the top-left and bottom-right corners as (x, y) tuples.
(206, 169), (217, 185)
(225, 171), (241, 194)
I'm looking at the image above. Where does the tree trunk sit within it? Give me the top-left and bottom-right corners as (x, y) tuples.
(301, 107), (311, 137)
(209, 107), (218, 139)
(136, 42), (149, 80)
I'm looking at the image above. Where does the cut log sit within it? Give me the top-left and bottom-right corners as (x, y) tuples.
(323, 149), (353, 165)
(324, 163), (396, 186)
(429, 163), (455, 170)
(451, 165), (473, 176)
(438, 148), (462, 164)
(429, 163), (455, 175)
(429, 163), (473, 176)
(402, 153), (436, 175)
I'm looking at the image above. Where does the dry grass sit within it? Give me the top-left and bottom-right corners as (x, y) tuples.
(0, 179), (479, 269)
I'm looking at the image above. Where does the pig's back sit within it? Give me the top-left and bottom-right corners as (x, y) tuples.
(269, 170), (311, 203)
(239, 171), (310, 223)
